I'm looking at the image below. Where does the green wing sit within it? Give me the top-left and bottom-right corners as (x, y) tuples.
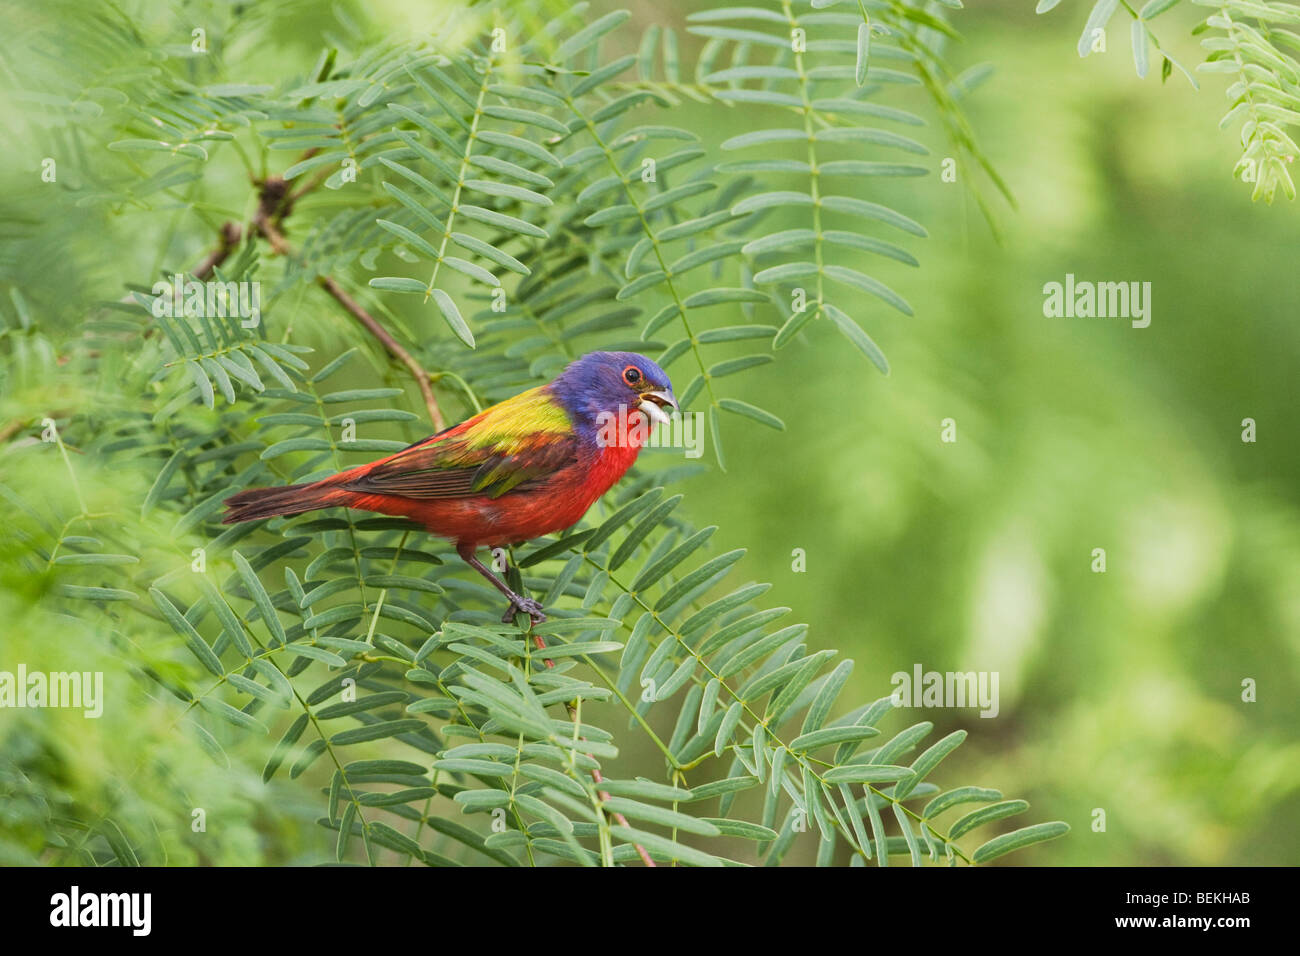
(341, 389), (581, 500)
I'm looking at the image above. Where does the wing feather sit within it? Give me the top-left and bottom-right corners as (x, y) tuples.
(341, 391), (581, 500)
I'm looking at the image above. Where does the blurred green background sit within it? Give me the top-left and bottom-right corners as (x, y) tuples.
(677, 2), (1300, 864)
(1, 0), (1297, 866)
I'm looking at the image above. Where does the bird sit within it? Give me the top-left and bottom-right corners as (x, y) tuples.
(223, 351), (677, 624)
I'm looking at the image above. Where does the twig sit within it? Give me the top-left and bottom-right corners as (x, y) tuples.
(193, 221), (242, 280)
(251, 178), (446, 431)
(0, 418), (29, 445)
(319, 275), (446, 432)
(590, 762), (657, 868)
(286, 149), (334, 204)
(533, 633), (656, 868)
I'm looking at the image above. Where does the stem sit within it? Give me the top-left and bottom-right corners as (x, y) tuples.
(783, 0), (825, 323)
(422, 52), (495, 303)
(584, 553), (974, 865)
(563, 95), (721, 414)
(251, 178), (446, 430)
(535, 630), (658, 867)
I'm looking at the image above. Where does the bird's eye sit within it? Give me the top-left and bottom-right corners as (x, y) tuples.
(623, 365), (642, 386)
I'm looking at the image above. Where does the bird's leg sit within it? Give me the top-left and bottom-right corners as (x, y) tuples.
(456, 542), (547, 624)
(457, 544), (649, 862)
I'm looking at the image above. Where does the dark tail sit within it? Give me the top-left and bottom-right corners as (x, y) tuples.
(222, 480), (353, 524)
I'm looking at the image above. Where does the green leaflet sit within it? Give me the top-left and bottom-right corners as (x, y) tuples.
(972, 822), (1071, 863)
(28, 3), (1084, 871)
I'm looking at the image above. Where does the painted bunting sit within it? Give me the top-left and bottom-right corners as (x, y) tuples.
(223, 351), (677, 623)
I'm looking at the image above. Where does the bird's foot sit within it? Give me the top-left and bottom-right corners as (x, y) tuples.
(502, 595), (547, 625)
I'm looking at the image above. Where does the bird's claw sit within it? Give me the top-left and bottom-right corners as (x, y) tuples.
(503, 596), (547, 625)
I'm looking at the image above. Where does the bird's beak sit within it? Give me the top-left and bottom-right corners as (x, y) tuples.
(638, 389), (678, 427)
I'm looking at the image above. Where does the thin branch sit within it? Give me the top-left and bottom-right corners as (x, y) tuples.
(533, 634), (657, 868)
(319, 275), (445, 431)
(0, 419), (25, 445)
(251, 177), (446, 431)
(193, 221), (243, 280)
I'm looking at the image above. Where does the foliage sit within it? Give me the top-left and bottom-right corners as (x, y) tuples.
(0, 0), (1077, 866)
(1038, 0), (1300, 202)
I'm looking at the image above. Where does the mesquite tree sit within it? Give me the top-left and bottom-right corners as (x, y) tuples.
(0, 0), (1122, 866)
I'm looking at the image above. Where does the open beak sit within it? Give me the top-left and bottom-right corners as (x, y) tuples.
(638, 389), (678, 427)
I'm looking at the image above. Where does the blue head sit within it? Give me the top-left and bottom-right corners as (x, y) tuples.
(548, 351), (677, 442)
